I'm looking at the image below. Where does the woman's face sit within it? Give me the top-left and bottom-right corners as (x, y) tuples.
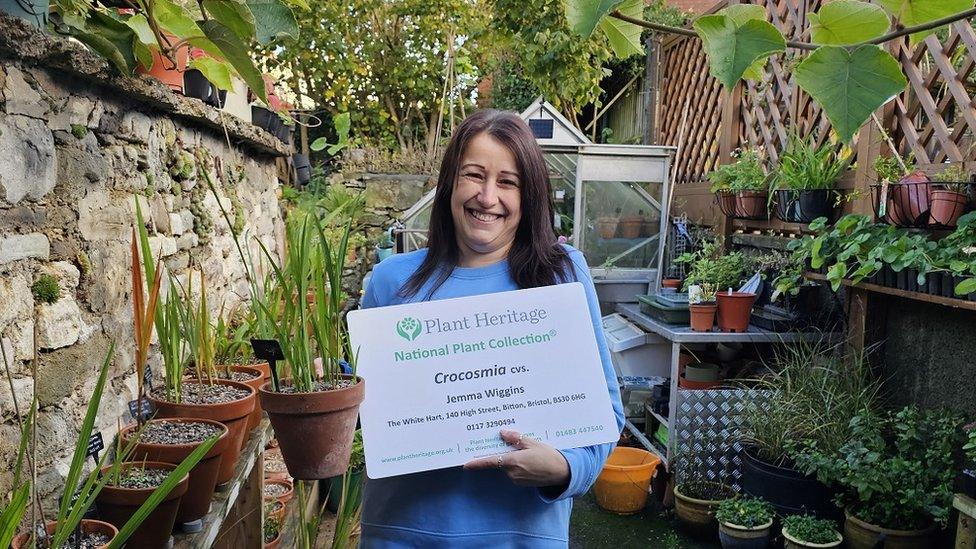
(451, 132), (522, 266)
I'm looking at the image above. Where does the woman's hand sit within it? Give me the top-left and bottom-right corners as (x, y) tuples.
(463, 430), (570, 488)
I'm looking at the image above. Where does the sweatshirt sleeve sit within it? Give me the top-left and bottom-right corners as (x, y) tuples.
(539, 248), (625, 503)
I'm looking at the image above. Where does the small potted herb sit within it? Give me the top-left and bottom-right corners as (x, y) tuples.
(772, 133), (849, 224)
(716, 496), (774, 548)
(710, 149), (769, 220)
(781, 515), (843, 548)
(263, 515), (282, 548)
(928, 164), (971, 227)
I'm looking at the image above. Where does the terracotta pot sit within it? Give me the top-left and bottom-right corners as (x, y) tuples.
(887, 173), (931, 226)
(263, 446), (291, 481)
(263, 478), (294, 505)
(264, 532), (281, 549)
(843, 512), (939, 549)
(715, 291), (757, 333)
(929, 189), (969, 227)
(265, 499), (285, 523)
(96, 461), (189, 549)
(662, 279), (682, 289)
(733, 190), (768, 219)
(718, 518), (773, 548)
(674, 483), (732, 540)
(120, 418), (230, 524)
(689, 303), (717, 332)
(618, 216), (643, 239)
(149, 380), (256, 484)
(136, 31), (189, 93)
(226, 365), (265, 434)
(12, 519), (117, 549)
(259, 376), (365, 479)
(783, 527), (843, 549)
(678, 374), (722, 390)
(596, 217), (619, 239)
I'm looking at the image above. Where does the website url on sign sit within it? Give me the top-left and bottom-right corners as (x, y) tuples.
(380, 447), (456, 463)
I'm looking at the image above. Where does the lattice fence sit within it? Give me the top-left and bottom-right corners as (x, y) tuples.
(655, 0), (976, 196)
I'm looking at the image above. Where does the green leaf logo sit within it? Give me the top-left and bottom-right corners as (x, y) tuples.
(396, 317), (422, 341)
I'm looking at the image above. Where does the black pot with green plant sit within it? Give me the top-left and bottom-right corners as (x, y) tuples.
(771, 134), (850, 224)
(791, 406), (965, 547)
(711, 149), (770, 220)
(739, 340), (878, 521)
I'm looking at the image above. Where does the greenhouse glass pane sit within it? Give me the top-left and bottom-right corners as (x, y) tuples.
(580, 180), (662, 269)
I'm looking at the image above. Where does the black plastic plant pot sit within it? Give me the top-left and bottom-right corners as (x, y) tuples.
(773, 189), (834, 224)
(959, 469), (976, 498)
(251, 106), (276, 133)
(941, 272), (956, 298)
(906, 268), (919, 293)
(740, 446), (842, 521)
(183, 69), (213, 102)
(275, 122), (292, 145)
(206, 86), (227, 108)
(896, 269), (909, 291)
(926, 274), (941, 296)
(883, 265), (896, 288)
(294, 153), (311, 185)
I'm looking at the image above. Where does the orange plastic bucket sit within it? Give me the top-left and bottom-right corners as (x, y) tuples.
(593, 447), (661, 515)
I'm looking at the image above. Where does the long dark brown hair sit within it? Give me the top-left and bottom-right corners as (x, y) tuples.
(399, 109), (575, 299)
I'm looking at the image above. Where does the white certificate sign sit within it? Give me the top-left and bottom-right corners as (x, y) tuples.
(347, 282), (618, 479)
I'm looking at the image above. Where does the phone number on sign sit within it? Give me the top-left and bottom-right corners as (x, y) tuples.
(466, 418), (516, 431)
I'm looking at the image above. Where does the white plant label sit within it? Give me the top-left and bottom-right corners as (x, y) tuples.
(347, 283), (619, 479)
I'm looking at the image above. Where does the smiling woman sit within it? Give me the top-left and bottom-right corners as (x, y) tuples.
(359, 110), (625, 548)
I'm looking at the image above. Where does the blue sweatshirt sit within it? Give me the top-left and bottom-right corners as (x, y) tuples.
(358, 246), (625, 548)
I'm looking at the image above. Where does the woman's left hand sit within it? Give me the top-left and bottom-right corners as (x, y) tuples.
(463, 430), (570, 488)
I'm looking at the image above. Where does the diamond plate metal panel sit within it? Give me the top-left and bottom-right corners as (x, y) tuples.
(673, 388), (760, 492)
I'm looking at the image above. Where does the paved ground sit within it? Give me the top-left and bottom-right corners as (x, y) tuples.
(569, 492), (716, 549)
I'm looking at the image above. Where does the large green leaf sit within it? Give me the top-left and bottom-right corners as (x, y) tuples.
(72, 10), (139, 74)
(795, 44), (907, 143)
(878, 0), (972, 42)
(596, 0), (643, 58)
(693, 13), (786, 88)
(564, 0), (629, 38)
(154, 0), (203, 39)
(246, 0), (300, 44)
(722, 5), (775, 80)
(203, 0), (256, 41)
(190, 56), (235, 91)
(125, 13), (157, 45)
(809, 0), (890, 45)
(199, 20), (267, 103)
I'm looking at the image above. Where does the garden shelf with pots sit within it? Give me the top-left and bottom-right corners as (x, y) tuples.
(804, 271), (976, 312)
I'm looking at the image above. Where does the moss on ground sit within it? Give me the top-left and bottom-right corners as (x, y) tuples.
(569, 492), (715, 549)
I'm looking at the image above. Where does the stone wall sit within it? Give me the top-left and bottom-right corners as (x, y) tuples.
(0, 16), (285, 505)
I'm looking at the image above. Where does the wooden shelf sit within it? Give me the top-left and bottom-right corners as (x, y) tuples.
(173, 420), (273, 549)
(805, 272), (976, 312)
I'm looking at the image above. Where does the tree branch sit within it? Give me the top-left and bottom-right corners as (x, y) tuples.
(609, 6), (976, 51)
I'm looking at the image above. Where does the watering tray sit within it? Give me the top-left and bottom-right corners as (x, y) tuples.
(638, 295), (690, 325)
(653, 292), (690, 307)
(750, 306), (797, 332)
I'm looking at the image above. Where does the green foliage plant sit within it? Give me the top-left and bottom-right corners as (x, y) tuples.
(310, 113), (351, 156)
(934, 164), (972, 194)
(31, 274), (61, 304)
(263, 514), (281, 544)
(740, 339), (879, 467)
(716, 496), (773, 528)
(0, 340), (33, 549)
(567, 1), (976, 143)
(774, 133), (850, 191)
(873, 154), (916, 183)
(782, 515), (842, 545)
(676, 238), (748, 300)
(791, 406), (965, 530)
(176, 272), (218, 383)
(348, 430), (364, 473)
(708, 148), (767, 193)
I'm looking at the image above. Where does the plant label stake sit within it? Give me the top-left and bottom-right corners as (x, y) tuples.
(128, 398), (154, 422)
(33, 521), (48, 544)
(86, 432), (104, 466)
(251, 339), (283, 391)
(143, 363), (153, 389)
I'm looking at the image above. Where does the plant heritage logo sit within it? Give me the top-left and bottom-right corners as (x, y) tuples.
(396, 317), (422, 341)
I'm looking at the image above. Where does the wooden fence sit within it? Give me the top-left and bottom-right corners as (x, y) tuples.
(655, 0), (976, 234)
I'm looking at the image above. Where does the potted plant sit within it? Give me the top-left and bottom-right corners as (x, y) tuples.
(95, 460), (190, 548)
(960, 424), (976, 498)
(119, 418), (229, 530)
(739, 341), (876, 521)
(716, 496), (774, 548)
(213, 313), (269, 433)
(674, 476), (735, 540)
(792, 407), (964, 549)
(257, 216), (365, 479)
(618, 211), (643, 239)
(0, 0), (47, 28)
(264, 478), (295, 506)
(134, 202), (256, 486)
(264, 515), (282, 548)
(929, 164), (971, 227)
(136, 31), (189, 93)
(326, 430), (365, 513)
(710, 148), (769, 220)
(772, 134), (849, 224)
(597, 207), (621, 239)
(677, 239), (746, 331)
(782, 515), (843, 549)
(873, 154), (932, 227)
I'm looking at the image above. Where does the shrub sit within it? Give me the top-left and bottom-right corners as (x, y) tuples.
(716, 496), (773, 528)
(782, 515), (840, 545)
(791, 406), (965, 530)
(32, 274), (60, 304)
(708, 149), (767, 192)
